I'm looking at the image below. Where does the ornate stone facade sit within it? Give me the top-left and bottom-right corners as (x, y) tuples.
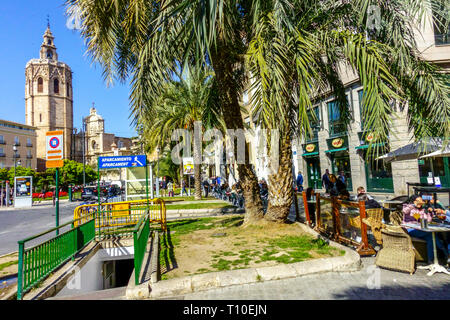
(25, 26), (73, 171)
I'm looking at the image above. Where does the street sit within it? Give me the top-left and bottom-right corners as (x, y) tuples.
(0, 201), (80, 255)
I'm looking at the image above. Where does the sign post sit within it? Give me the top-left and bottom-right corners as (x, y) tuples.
(46, 131), (64, 235)
(98, 155), (149, 206)
(183, 157), (194, 197)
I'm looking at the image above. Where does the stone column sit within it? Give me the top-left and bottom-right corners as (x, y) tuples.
(347, 88), (366, 193)
(390, 105), (419, 196)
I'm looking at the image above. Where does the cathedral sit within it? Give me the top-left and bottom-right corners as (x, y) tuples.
(25, 24), (73, 171)
(24, 24), (136, 172)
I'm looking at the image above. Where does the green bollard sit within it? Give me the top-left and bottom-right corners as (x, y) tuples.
(69, 185), (73, 202)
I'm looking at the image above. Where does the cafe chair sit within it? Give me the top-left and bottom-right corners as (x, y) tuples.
(388, 210), (428, 262)
(347, 208), (384, 244)
(375, 225), (416, 274)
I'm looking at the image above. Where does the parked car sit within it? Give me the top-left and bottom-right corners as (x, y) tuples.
(81, 187), (98, 200)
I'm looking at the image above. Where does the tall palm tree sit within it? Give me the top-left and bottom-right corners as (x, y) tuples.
(247, 0), (449, 222)
(66, 0), (449, 224)
(140, 66), (221, 200)
(65, 0), (266, 224)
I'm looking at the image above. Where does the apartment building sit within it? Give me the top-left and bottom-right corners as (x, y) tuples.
(0, 119), (37, 170)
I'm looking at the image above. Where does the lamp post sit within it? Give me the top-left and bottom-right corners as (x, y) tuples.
(156, 147), (160, 197)
(13, 146), (17, 205)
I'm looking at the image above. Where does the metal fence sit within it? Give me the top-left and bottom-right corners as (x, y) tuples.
(73, 198), (167, 237)
(17, 213), (96, 300)
(133, 212), (151, 285)
(17, 198), (166, 299)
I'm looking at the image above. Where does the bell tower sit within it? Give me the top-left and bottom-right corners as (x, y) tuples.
(25, 22), (73, 170)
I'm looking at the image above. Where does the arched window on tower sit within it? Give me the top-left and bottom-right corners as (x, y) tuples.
(37, 78), (43, 93)
(66, 83), (70, 97)
(54, 79), (59, 94)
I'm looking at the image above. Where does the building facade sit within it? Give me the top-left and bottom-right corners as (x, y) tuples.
(25, 25), (73, 171)
(291, 9), (450, 197)
(0, 119), (37, 170)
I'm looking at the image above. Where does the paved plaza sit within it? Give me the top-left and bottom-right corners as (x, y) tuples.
(161, 257), (450, 300)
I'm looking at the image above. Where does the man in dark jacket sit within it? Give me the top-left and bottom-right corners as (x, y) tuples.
(296, 172), (304, 192)
(322, 169), (331, 194)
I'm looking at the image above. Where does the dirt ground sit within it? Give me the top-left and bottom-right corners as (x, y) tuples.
(161, 216), (343, 280)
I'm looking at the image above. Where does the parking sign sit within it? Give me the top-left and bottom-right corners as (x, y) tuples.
(46, 131), (64, 168)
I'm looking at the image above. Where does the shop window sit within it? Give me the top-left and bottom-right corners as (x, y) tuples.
(432, 3), (450, 45)
(327, 100), (347, 136)
(419, 158), (445, 178)
(306, 106), (321, 141)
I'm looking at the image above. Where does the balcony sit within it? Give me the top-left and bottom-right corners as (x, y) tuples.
(0, 153), (5, 157)
(0, 140), (5, 145)
(13, 154), (20, 159)
(26, 154), (33, 159)
(26, 143), (33, 147)
(14, 142), (21, 146)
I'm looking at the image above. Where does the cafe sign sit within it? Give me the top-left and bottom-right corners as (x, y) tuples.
(305, 144), (316, 153)
(365, 132), (375, 142)
(331, 138), (344, 148)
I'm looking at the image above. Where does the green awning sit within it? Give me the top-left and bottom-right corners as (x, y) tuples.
(325, 147), (348, 153)
(355, 142), (386, 150)
(302, 152), (319, 157)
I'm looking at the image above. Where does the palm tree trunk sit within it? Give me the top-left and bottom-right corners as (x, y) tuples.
(264, 125), (294, 223)
(194, 145), (202, 200)
(211, 43), (264, 224)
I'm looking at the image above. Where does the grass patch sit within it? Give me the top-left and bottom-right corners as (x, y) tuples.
(0, 260), (18, 272)
(159, 216), (343, 280)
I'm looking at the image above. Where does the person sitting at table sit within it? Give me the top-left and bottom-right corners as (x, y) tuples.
(402, 195), (448, 264)
(356, 186), (375, 201)
(338, 189), (350, 200)
(305, 187), (316, 226)
(357, 194), (382, 209)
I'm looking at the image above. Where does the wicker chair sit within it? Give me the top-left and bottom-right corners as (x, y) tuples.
(375, 225), (416, 274)
(389, 210), (428, 262)
(347, 208), (384, 244)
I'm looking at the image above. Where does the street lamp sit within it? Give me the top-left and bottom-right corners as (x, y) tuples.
(156, 147), (160, 197)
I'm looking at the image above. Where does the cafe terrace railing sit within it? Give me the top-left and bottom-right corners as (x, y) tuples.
(73, 198), (167, 238)
(133, 212), (151, 285)
(17, 213), (96, 300)
(302, 192), (376, 256)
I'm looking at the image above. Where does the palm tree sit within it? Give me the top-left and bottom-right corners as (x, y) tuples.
(65, 0), (266, 223)
(140, 66), (221, 200)
(246, 0), (449, 222)
(66, 0), (449, 224)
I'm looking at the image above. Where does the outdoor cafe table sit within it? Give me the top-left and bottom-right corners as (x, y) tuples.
(401, 222), (450, 276)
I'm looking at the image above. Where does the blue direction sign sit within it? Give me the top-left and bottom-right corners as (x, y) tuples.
(99, 155), (147, 169)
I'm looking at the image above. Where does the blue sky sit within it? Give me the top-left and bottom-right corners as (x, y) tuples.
(0, 1), (136, 138)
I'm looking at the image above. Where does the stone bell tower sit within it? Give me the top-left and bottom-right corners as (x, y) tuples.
(25, 22), (73, 170)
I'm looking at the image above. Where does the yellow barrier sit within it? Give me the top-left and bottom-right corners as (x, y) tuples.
(73, 198), (167, 231)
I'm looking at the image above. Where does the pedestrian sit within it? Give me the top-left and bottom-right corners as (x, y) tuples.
(52, 188), (56, 206)
(322, 169), (331, 194)
(296, 172), (304, 192)
(161, 177), (167, 197)
(181, 179), (187, 196)
(203, 179), (210, 198)
(167, 180), (174, 197)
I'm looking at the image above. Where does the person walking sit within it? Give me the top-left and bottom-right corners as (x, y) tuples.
(52, 187), (56, 206)
(322, 169), (331, 194)
(167, 180), (174, 197)
(296, 172), (304, 192)
(161, 177), (167, 197)
(181, 179), (187, 196)
(203, 179), (210, 198)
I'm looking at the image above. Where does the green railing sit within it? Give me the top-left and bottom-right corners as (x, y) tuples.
(17, 213), (95, 300)
(133, 211), (151, 285)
